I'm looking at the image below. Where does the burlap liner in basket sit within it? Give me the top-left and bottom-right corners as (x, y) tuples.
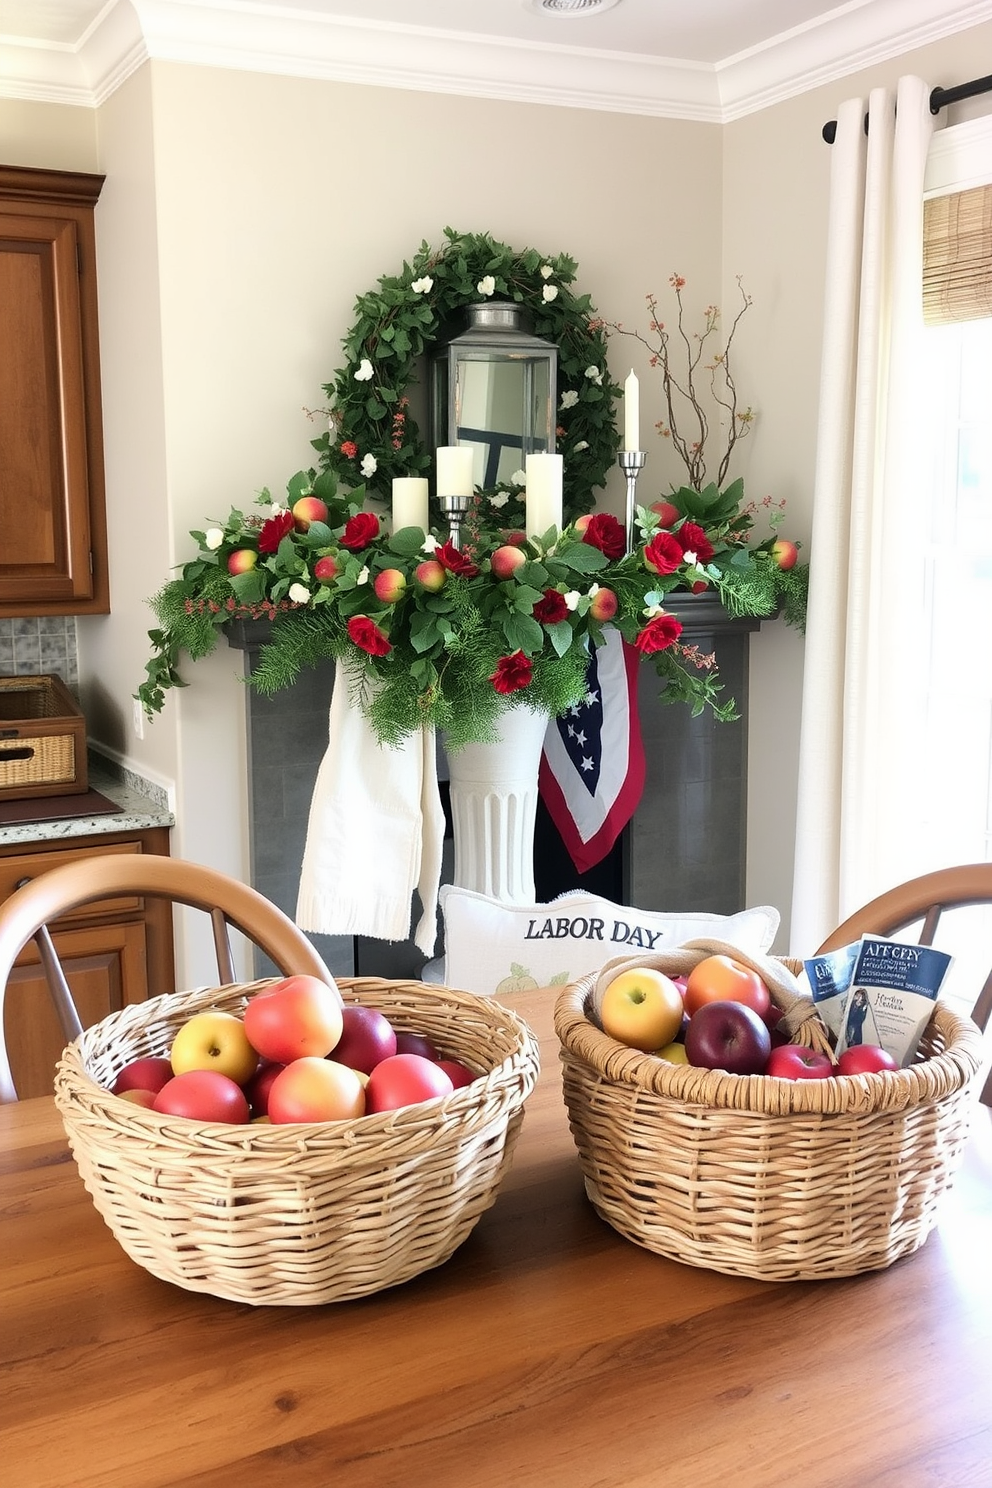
(55, 976), (541, 1306)
(555, 937), (986, 1281)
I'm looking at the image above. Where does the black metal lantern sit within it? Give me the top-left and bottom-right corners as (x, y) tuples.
(429, 302), (558, 490)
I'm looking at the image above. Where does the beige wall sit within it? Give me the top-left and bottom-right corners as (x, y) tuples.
(7, 24), (992, 973)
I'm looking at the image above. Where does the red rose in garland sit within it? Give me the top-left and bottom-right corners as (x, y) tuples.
(347, 615), (391, 656)
(436, 541), (480, 578)
(676, 521), (715, 564)
(491, 651), (533, 694)
(533, 589), (568, 625)
(340, 512), (381, 550)
(634, 614), (683, 654)
(258, 510), (295, 554)
(643, 532), (685, 576)
(580, 512), (625, 561)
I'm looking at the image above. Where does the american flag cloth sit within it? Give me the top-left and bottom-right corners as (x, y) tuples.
(538, 626), (646, 873)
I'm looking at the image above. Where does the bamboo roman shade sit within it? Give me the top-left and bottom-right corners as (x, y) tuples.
(923, 184), (992, 324)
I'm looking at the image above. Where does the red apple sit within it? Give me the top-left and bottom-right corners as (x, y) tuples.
(331, 1005), (397, 1075)
(243, 974), (344, 1064)
(153, 1070), (250, 1123)
(117, 1088), (158, 1108)
(414, 559), (446, 591)
(651, 500), (681, 528)
(227, 548), (257, 575)
(112, 1055), (174, 1096)
(393, 1030), (439, 1062)
(373, 567), (407, 603)
(600, 966), (685, 1052)
(365, 1054), (454, 1114)
(292, 495), (329, 531)
(437, 1058), (477, 1089)
(589, 586), (618, 622)
(771, 538), (798, 570)
(313, 554), (339, 582)
(835, 1044), (900, 1075)
(267, 1058), (365, 1123)
(243, 1059), (287, 1117)
(491, 545), (527, 580)
(170, 1009), (259, 1086)
(684, 1000), (771, 1075)
(684, 955), (772, 1021)
(765, 1044), (833, 1080)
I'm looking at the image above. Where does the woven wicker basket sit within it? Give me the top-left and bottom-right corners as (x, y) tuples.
(554, 938), (986, 1282)
(54, 976), (540, 1305)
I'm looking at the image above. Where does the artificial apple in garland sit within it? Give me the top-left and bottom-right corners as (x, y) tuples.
(373, 568), (407, 603)
(292, 495), (329, 531)
(770, 538), (799, 570)
(414, 559), (446, 591)
(650, 500), (681, 528)
(227, 548), (258, 575)
(490, 545), (527, 580)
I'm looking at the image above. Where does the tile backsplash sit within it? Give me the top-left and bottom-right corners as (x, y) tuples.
(0, 617), (78, 690)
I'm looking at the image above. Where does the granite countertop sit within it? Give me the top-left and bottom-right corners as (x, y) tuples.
(0, 755), (174, 848)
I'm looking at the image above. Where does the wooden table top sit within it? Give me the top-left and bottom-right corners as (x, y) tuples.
(2, 988), (991, 1488)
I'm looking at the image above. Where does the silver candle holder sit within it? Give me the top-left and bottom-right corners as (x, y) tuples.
(618, 450), (647, 554)
(437, 491), (471, 550)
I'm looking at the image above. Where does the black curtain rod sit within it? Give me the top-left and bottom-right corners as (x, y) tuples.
(821, 72), (992, 143)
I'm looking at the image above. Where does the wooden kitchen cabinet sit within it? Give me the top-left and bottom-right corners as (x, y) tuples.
(0, 163), (109, 616)
(0, 828), (174, 1099)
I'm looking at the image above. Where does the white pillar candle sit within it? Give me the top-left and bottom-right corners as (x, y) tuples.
(624, 369), (640, 452)
(391, 477), (429, 532)
(435, 445), (474, 497)
(525, 453), (564, 537)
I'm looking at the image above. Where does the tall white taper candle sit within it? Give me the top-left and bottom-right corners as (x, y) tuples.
(624, 369), (640, 452)
(525, 453), (564, 537)
(435, 446), (474, 497)
(391, 477), (429, 532)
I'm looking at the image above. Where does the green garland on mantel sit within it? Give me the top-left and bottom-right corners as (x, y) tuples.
(311, 227), (622, 524)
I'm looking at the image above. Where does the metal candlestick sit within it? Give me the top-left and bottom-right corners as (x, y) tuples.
(437, 491), (471, 550)
(618, 451), (647, 553)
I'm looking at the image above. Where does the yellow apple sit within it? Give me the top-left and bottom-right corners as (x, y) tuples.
(656, 1041), (689, 1063)
(600, 967), (685, 1052)
(170, 1010), (259, 1086)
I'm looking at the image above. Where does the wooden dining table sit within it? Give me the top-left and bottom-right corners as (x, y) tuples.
(2, 986), (991, 1488)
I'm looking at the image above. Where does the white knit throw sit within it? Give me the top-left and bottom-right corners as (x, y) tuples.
(296, 672), (445, 956)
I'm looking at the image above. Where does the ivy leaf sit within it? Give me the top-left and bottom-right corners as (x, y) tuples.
(228, 569), (267, 604)
(547, 619), (575, 658)
(388, 527), (429, 556)
(286, 471), (311, 503)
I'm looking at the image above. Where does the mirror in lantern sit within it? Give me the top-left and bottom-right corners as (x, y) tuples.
(430, 303), (558, 491)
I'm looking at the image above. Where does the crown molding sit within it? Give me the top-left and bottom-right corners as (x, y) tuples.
(1, 0), (991, 120)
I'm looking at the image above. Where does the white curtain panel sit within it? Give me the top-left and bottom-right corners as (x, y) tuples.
(790, 77), (936, 953)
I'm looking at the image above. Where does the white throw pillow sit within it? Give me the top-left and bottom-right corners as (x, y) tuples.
(439, 886), (780, 996)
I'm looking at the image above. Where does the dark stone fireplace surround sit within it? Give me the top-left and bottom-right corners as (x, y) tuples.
(229, 599), (760, 982)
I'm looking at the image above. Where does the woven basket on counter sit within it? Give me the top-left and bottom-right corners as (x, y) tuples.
(54, 976), (541, 1305)
(554, 938), (985, 1282)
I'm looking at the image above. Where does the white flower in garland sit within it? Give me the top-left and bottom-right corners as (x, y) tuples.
(204, 528), (224, 551)
(361, 453), (378, 478)
(540, 263), (554, 280)
(511, 469), (526, 486)
(584, 365), (603, 385)
(488, 492), (509, 509)
(354, 358), (374, 382)
(411, 276), (434, 294)
(564, 590), (581, 611)
(289, 582), (311, 604)
(421, 534), (440, 553)
(542, 284), (559, 303)
(357, 565), (370, 586)
(477, 275), (496, 296)
(560, 390), (579, 410)
(573, 440), (589, 453)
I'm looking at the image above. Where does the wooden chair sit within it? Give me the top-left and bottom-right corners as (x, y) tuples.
(0, 853), (335, 1103)
(817, 863), (992, 1104)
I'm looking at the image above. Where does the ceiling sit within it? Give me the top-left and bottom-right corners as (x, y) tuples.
(1, 0), (990, 119)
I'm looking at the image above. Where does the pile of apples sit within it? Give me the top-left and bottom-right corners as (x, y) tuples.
(600, 955), (900, 1079)
(110, 974), (477, 1124)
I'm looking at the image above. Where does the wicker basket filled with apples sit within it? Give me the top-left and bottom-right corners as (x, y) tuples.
(54, 974), (540, 1305)
(554, 938), (984, 1282)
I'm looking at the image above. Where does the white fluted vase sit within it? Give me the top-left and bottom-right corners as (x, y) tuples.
(445, 706), (549, 903)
